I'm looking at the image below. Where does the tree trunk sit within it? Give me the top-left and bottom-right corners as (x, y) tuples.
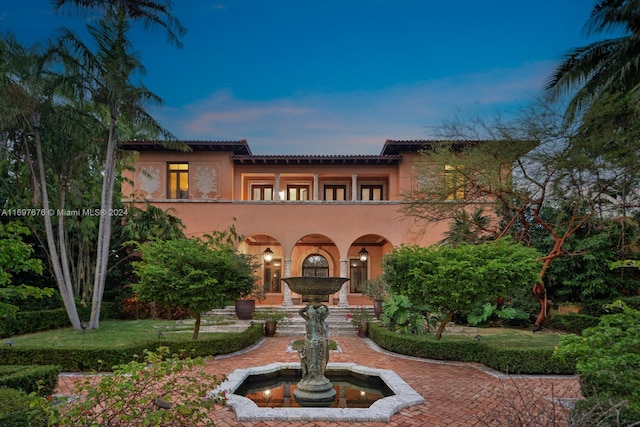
(435, 310), (455, 341)
(89, 117), (118, 329)
(33, 121), (82, 330)
(192, 312), (201, 341)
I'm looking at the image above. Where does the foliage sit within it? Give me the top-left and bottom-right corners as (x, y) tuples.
(345, 306), (373, 328)
(38, 346), (227, 427)
(133, 228), (258, 340)
(547, 313), (601, 334)
(383, 238), (542, 339)
(360, 276), (389, 300)
(0, 303), (117, 338)
(0, 222), (51, 318)
(553, 301), (640, 420)
(0, 323), (264, 372)
(368, 323), (575, 375)
(467, 302), (530, 327)
(546, 1), (640, 119)
(380, 294), (435, 334)
(0, 387), (48, 427)
(0, 365), (59, 396)
(253, 309), (289, 326)
(539, 218), (638, 302)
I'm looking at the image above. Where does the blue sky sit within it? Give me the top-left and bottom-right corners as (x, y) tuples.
(2, 1), (602, 154)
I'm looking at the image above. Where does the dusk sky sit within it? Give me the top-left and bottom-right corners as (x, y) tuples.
(2, 1), (603, 154)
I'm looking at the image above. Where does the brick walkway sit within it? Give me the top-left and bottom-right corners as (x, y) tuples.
(55, 336), (582, 427)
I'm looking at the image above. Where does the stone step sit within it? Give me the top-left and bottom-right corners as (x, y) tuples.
(204, 305), (375, 337)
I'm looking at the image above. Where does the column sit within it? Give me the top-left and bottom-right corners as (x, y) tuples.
(274, 173), (280, 201)
(338, 258), (349, 307)
(313, 173), (319, 201)
(351, 174), (358, 201)
(282, 258), (293, 306)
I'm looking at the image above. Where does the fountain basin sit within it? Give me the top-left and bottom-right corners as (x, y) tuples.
(214, 362), (425, 422)
(281, 276), (348, 304)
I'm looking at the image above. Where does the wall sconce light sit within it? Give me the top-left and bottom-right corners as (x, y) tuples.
(263, 247), (274, 263)
(359, 248), (369, 263)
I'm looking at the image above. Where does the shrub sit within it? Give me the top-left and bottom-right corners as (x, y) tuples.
(547, 313), (600, 334)
(0, 387), (48, 427)
(35, 347), (227, 427)
(0, 323), (264, 371)
(369, 323), (575, 375)
(0, 365), (59, 395)
(554, 301), (640, 421)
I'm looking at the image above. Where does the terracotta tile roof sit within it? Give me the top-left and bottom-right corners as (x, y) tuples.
(121, 140), (252, 155)
(230, 154), (401, 165)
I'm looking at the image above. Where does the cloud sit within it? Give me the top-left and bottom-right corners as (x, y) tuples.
(151, 61), (557, 155)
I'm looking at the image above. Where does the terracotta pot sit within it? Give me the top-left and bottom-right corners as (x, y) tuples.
(357, 323), (369, 338)
(234, 299), (255, 320)
(264, 321), (277, 337)
(373, 300), (383, 319)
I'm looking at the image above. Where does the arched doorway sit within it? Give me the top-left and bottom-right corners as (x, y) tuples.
(302, 254), (329, 277)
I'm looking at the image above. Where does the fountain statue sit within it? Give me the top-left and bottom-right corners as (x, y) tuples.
(281, 276), (349, 406)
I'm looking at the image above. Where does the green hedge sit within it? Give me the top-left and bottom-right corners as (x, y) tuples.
(0, 303), (118, 338)
(368, 323), (575, 375)
(547, 313), (600, 334)
(0, 387), (48, 427)
(0, 323), (264, 372)
(0, 365), (60, 396)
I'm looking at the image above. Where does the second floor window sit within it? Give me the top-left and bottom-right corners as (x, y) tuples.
(324, 184), (347, 201)
(445, 165), (466, 200)
(251, 184), (273, 201)
(360, 184), (383, 201)
(168, 163), (189, 199)
(287, 184), (309, 201)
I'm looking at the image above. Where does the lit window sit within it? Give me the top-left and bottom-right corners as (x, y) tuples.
(263, 259), (282, 293)
(324, 185), (347, 201)
(287, 184), (309, 201)
(360, 185), (383, 201)
(251, 184), (273, 201)
(168, 163), (188, 199)
(350, 258), (367, 292)
(445, 165), (466, 200)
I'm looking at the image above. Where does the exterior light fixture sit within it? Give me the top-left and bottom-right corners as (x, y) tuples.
(359, 248), (369, 263)
(263, 247), (274, 263)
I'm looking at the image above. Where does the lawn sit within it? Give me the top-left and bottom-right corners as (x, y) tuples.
(4, 318), (233, 349)
(433, 327), (566, 350)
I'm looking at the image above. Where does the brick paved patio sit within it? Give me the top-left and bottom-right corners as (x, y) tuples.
(55, 336), (582, 426)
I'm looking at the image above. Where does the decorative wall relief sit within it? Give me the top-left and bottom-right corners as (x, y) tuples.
(138, 165), (161, 198)
(193, 164), (219, 199)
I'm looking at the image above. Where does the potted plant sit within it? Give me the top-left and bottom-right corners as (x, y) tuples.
(234, 284), (266, 320)
(254, 309), (289, 337)
(346, 306), (373, 337)
(361, 276), (389, 319)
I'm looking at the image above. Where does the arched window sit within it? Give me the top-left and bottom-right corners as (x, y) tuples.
(302, 254), (329, 277)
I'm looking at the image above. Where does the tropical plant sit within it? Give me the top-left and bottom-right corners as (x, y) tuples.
(553, 301), (640, 423)
(360, 276), (389, 300)
(546, 0), (640, 119)
(0, 34), (86, 329)
(345, 306), (373, 328)
(133, 227), (258, 340)
(383, 239), (542, 339)
(0, 222), (52, 317)
(380, 294), (434, 335)
(466, 302), (529, 327)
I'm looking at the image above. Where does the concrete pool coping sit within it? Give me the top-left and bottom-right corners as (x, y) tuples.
(214, 361), (425, 422)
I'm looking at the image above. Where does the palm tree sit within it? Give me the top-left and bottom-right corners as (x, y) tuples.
(59, 8), (179, 329)
(546, 0), (640, 118)
(52, 0), (186, 47)
(0, 35), (84, 329)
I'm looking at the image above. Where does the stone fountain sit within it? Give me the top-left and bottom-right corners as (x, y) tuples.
(281, 276), (349, 406)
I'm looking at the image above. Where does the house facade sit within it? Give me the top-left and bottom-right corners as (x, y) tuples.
(121, 139), (457, 307)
